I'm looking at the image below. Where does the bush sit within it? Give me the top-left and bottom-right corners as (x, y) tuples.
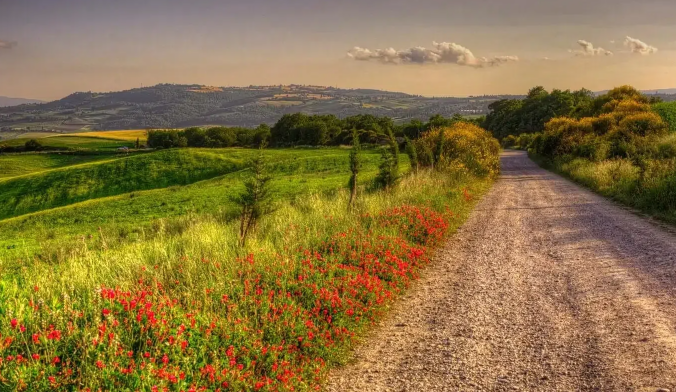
(653, 101), (676, 132)
(501, 135), (517, 148)
(417, 122), (500, 178)
(24, 139), (43, 151)
(618, 112), (668, 137)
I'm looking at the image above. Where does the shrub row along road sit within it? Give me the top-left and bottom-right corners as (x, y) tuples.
(327, 150), (676, 391)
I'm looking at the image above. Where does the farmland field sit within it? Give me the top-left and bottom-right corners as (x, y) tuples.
(66, 129), (149, 142)
(2, 136), (134, 150)
(0, 153), (117, 179)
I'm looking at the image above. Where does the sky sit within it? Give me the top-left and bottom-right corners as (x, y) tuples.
(1, 0), (675, 100)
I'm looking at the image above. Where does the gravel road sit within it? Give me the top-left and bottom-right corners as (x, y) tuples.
(326, 150), (676, 392)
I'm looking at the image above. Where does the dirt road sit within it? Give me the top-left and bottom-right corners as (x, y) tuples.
(327, 150), (676, 392)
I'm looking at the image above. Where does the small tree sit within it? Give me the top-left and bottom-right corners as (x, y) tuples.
(233, 150), (274, 246)
(375, 129), (400, 190)
(135, 137), (140, 149)
(404, 137), (418, 174)
(348, 129), (361, 209)
(24, 139), (42, 152)
(434, 128), (445, 170)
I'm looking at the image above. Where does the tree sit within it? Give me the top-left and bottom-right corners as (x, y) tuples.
(348, 129), (361, 210)
(232, 149), (274, 246)
(24, 139), (42, 151)
(375, 129), (400, 190)
(135, 137), (140, 149)
(434, 127), (445, 168)
(405, 137), (418, 174)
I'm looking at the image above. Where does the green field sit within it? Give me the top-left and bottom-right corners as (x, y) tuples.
(0, 153), (117, 178)
(0, 147), (406, 259)
(2, 135), (134, 150)
(0, 120), (500, 391)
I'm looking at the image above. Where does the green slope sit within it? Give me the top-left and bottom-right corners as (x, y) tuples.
(0, 148), (405, 259)
(0, 149), (253, 220)
(0, 153), (119, 178)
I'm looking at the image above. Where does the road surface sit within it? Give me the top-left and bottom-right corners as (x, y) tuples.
(326, 150), (676, 392)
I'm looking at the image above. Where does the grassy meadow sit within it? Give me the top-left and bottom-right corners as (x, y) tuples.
(0, 122), (500, 391)
(0, 154), (117, 179)
(0, 148), (398, 258)
(2, 136), (134, 150)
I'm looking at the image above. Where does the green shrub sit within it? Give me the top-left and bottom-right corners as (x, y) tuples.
(501, 135), (517, 148)
(652, 101), (676, 133)
(417, 122), (500, 178)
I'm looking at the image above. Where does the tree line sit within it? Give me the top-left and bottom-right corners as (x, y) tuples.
(483, 86), (665, 140)
(146, 113), (484, 149)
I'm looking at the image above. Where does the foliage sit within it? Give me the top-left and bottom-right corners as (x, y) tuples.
(404, 137), (418, 174)
(501, 135), (517, 149)
(653, 101), (676, 132)
(348, 130), (362, 209)
(147, 125), (270, 149)
(232, 150), (274, 246)
(483, 87), (595, 139)
(417, 122), (501, 178)
(24, 139), (43, 152)
(374, 130), (400, 190)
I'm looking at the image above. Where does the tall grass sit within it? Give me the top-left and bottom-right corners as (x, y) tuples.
(0, 123), (498, 390)
(0, 149), (394, 258)
(534, 154), (676, 223)
(0, 169), (492, 391)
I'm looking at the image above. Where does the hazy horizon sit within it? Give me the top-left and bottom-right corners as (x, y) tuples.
(2, 0), (675, 101)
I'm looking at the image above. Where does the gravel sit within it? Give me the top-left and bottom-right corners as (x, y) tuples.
(326, 150), (676, 392)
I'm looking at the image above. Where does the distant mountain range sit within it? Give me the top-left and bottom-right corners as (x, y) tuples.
(0, 84), (514, 132)
(0, 96), (45, 107)
(642, 88), (676, 95)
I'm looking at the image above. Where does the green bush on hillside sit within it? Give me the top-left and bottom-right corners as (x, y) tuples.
(653, 101), (676, 133)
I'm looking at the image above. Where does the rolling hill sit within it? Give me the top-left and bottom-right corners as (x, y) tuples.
(0, 96), (45, 107)
(0, 84), (515, 134)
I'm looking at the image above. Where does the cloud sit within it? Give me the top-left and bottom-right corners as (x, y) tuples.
(347, 41), (518, 68)
(624, 36), (657, 55)
(0, 40), (17, 50)
(570, 40), (613, 56)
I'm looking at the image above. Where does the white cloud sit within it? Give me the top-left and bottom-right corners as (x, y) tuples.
(570, 40), (613, 56)
(347, 41), (518, 68)
(624, 36), (657, 55)
(0, 40), (17, 50)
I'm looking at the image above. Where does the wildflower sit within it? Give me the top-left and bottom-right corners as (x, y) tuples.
(47, 329), (62, 341)
(102, 308), (111, 316)
(96, 360), (105, 369)
(52, 356), (61, 365)
(32, 353), (40, 360)
(10, 319), (17, 329)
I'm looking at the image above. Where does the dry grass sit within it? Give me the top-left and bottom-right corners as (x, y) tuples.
(65, 130), (148, 142)
(186, 86), (224, 93)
